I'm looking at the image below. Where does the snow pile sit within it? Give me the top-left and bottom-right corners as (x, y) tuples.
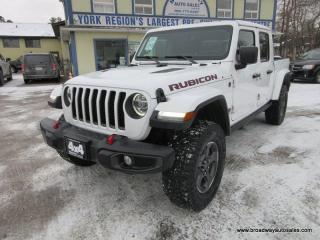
(0, 23), (55, 37)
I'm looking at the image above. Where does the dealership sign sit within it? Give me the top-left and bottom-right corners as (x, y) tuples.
(163, 0), (209, 17)
(73, 14), (273, 29)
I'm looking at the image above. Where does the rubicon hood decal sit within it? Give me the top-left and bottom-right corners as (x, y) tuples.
(168, 74), (218, 92)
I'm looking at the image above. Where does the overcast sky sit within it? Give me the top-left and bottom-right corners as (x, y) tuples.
(0, 0), (65, 23)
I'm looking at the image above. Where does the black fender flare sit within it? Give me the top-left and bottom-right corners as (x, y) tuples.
(192, 95), (231, 136)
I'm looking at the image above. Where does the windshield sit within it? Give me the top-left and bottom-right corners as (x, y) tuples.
(300, 49), (320, 60)
(136, 26), (233, 61)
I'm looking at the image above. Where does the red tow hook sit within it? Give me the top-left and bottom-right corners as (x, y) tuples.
(107, 134), (116, 145)
(52, 120), (60, 129)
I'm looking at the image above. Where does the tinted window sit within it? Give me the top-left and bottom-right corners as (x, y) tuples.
(238, 30), (255, 47)
(3, 38), (20, 48)
(259, 32), (270, 62)
(237, 30), (256, 64)
(24, 55), (50, 65)
(301, 49), (320, 60)
(136, 26), (233, 61)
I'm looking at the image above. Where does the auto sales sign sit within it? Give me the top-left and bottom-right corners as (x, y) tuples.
(164, 0), (209, 18)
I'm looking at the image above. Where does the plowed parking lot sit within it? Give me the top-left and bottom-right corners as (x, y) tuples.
(0, 74), (319, 240)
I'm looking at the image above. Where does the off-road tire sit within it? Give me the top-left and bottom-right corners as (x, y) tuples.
(7, 68), (12, 81)
(162, 121), (226, 212)
(265, 84), (288, 125)
(11, 66), (18, 73)
(57, 150), (96, 167)
(0, 70), (4, 86)
(315, 71), (320, 84)
(55, 75), (61, 83)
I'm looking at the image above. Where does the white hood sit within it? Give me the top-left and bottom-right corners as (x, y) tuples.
(66, 64), (230, 98)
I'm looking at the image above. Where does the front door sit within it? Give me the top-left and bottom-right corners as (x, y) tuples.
(94, 39), (128, 70)
(232, 29), (259, 122)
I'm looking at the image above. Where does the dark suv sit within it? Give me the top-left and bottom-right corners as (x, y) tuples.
(290, 48), (320, 83)
(23, 53), (60, 84)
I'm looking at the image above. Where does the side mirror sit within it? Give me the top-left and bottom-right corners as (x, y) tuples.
(6, 58), (11, 62)
(236, 46), (258, 70)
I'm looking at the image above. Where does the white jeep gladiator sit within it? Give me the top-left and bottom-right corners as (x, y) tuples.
(41, 20), (291, 211)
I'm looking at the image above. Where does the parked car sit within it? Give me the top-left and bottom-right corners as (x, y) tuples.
(10, 56), (23, 73)
(290, 48), (320, 83)
(41, 21), (291, 211)
(22, 53), (60, 84)
(0, 54), (13, 86)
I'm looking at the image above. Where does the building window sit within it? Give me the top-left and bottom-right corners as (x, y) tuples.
(217, 0), (233, 18)
(2, 38), (20, 48)
(95, 39), (127, 70)
(245, 0), (259, 19)
(134, 0), (153, 15)
(93, 0), (115, 14)
(259, 32), (270, 62)
(25, 39), (41, 48)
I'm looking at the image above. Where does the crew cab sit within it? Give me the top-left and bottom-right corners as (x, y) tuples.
(290, 48), (320, 83)
(40, 21), (291, 211)
(0, 54), (13, 86)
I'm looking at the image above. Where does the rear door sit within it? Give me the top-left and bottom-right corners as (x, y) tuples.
(257, 31), (274, 106)
(25, 55), (51, 75)
(231, 28), (259, 121)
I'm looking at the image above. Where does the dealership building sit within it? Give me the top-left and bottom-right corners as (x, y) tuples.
(61, 0), (277, 76)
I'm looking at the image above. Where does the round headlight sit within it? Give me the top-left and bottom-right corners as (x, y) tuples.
(132, 94), (148, 117)
(63, 86), (72, 107)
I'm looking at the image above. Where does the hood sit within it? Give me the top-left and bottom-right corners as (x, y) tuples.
(66, 64), (229, 98)
(292, 59), (320, 66)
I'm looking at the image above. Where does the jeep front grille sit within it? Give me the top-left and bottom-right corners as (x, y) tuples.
(70, 87), (126, 130)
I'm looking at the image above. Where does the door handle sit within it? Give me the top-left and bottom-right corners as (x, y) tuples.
(252, 73), (261, 79)
(267, 70), (273, 75)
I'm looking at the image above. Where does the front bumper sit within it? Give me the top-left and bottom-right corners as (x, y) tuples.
(291, 70), (316, 82)
(40, 118), (175, 174)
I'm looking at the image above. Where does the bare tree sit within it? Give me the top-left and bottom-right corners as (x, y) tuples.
(0, 16), (13, 23)
(49, 17), (63, 23)
(277, 0), (320, 59)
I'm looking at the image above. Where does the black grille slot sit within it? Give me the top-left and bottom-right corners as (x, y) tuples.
(108, 91), (116, 128)
(70, 87), (128, 131)
(71, 87), (77, 118)
(92, 89), (98, 125)
(118, 92), (126, 129)
(84, 88), (91, 123)
(78, 88), (84, 120)
(100, 90), (107, 126)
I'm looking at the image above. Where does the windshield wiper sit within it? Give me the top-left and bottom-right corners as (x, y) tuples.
(165, 56), (198, 64)
(136, 56), (168, 66)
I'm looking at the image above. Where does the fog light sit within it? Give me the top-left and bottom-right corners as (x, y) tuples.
(124, 156), (133, 166)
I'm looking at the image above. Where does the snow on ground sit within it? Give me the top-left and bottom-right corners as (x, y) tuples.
(0, 74), (319, 240)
